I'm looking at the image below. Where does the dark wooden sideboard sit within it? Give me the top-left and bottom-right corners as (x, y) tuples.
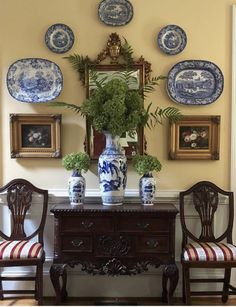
(50, 202), (179, 305)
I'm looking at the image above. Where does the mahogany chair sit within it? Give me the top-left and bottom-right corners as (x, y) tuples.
(179, 181), (236, 304)
(0, 178), (48, 305)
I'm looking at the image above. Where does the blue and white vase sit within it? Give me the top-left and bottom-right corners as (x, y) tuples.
(98, 132), (127, 206)
(139, 172), (156, 205)
(68, 171), (86, 205)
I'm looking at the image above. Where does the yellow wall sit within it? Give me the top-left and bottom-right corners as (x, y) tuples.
(0, 0), (234, 190)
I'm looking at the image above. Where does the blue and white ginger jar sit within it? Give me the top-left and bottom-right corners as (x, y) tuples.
(98, 132), (127, 206)
(139, 172), (156, 205)
(68, 171), (86, 205)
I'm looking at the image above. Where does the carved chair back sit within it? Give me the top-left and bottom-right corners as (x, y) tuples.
(179, 181), (234, 249)
(0, 178), (48, 244)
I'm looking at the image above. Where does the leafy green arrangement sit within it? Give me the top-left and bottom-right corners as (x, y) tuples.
(51, 38), (181, 137)
(82, 78), (144, 137)
(52, 71), (181, 137)
(62, 152), (90, 173)
(132, 154), (162, 175)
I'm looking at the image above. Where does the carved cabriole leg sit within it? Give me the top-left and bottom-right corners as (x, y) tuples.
(162, 264), (179, 305)
(50, 264), (68, 305)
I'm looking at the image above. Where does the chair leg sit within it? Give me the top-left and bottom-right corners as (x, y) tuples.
(183, 265), (191, 305)
(222, 268), (231, 303)
(36, 264), (43, 305)
(182, 266), (186, 304)
(0, 271), (3, 300)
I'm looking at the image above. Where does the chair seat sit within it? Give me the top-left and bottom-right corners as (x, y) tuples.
(183, 242), (236, 262)
(0, 240), (43, 260)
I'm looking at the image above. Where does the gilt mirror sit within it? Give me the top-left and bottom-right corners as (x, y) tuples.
(75, 33), (152, 160)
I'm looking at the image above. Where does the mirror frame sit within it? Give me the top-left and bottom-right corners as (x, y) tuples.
(80, 33), (152, 160)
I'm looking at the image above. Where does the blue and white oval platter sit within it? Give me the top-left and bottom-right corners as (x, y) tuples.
(45, 23), (74, 54)
(167, 60), (224, 105)
(7, 58), (63, 103)
(98, 0), (133, 26)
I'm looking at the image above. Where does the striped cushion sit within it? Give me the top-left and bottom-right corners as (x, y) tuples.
(0, 241), (43, 260)
(183, 242), (236, 262)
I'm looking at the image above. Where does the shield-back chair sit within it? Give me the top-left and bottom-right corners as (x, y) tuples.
(180, 181), (236, 304)
(0, 178), (48, 305)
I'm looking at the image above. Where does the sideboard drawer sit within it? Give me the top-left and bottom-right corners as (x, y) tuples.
(136, 235), (169, 253)
(61, 217), (113, 233)
(118, 218), (168, 232)
(62, 235), (92, 252)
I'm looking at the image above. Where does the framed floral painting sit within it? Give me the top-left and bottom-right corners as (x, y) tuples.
(10, 114), (61, 158)
(169, 115), (220, 160)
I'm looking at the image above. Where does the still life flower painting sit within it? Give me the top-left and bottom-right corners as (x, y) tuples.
(179, 126), (209, 149)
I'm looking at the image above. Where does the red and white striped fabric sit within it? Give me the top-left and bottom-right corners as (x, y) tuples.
(0, 241), (43, 260)
(183, 242), (236, 262)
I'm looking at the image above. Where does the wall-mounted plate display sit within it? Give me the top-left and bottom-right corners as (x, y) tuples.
(98, 0), (133, 26)
(167, 60), (224, 105)
(45, 23), (74, 53)
(157, 25), (187, 55)
(7, 58), (63, 103)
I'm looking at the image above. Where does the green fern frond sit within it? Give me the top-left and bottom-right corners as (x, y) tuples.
(121, 38), (134, 66)
(48, 101), (82, 114)
(142, 75), (167, 97)
(150, 106), (182, 126)
(89, 71), (108, 90)
(64, 54), (93, 82)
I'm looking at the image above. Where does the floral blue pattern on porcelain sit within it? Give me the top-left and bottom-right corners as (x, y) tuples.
(139, 172), (156, 205)
(157, 25), (187, 55)
(45, 23), (74, 53)
(98, 0), (133, 26)
(6, 58), (63, 103)
(68, 171), (86, 206)
(167, 60), (224, 105)
(98, 133), (127, 206)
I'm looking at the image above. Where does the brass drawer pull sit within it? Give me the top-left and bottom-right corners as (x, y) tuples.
(71, 239), (84, 248)
(137, 222), (150, 229)
(81, 221), (94, 229)
(146, 239), (159, 248)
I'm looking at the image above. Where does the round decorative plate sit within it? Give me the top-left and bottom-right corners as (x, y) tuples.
(45, 23), (74, 54)
(157, 25), (187, 55)
(98, 0), (133, 26)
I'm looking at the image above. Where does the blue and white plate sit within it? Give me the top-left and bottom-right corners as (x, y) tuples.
(98, 0), (133, 26)
(167, 60), (224, 105)
(7, 58), (63, 103)
(157, 25), (187, 55)
(45, 23), (74, 53)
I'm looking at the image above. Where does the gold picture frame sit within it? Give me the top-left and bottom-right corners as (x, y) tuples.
(10, 114), (61, 158)
(169, 115), (220, 160)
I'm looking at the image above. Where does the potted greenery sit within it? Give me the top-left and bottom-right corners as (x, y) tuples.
(132, 154), (162, 205)
(51, 34), (181, 206)
(53, 72), (180, 206)
(62, 152), (90, 206)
